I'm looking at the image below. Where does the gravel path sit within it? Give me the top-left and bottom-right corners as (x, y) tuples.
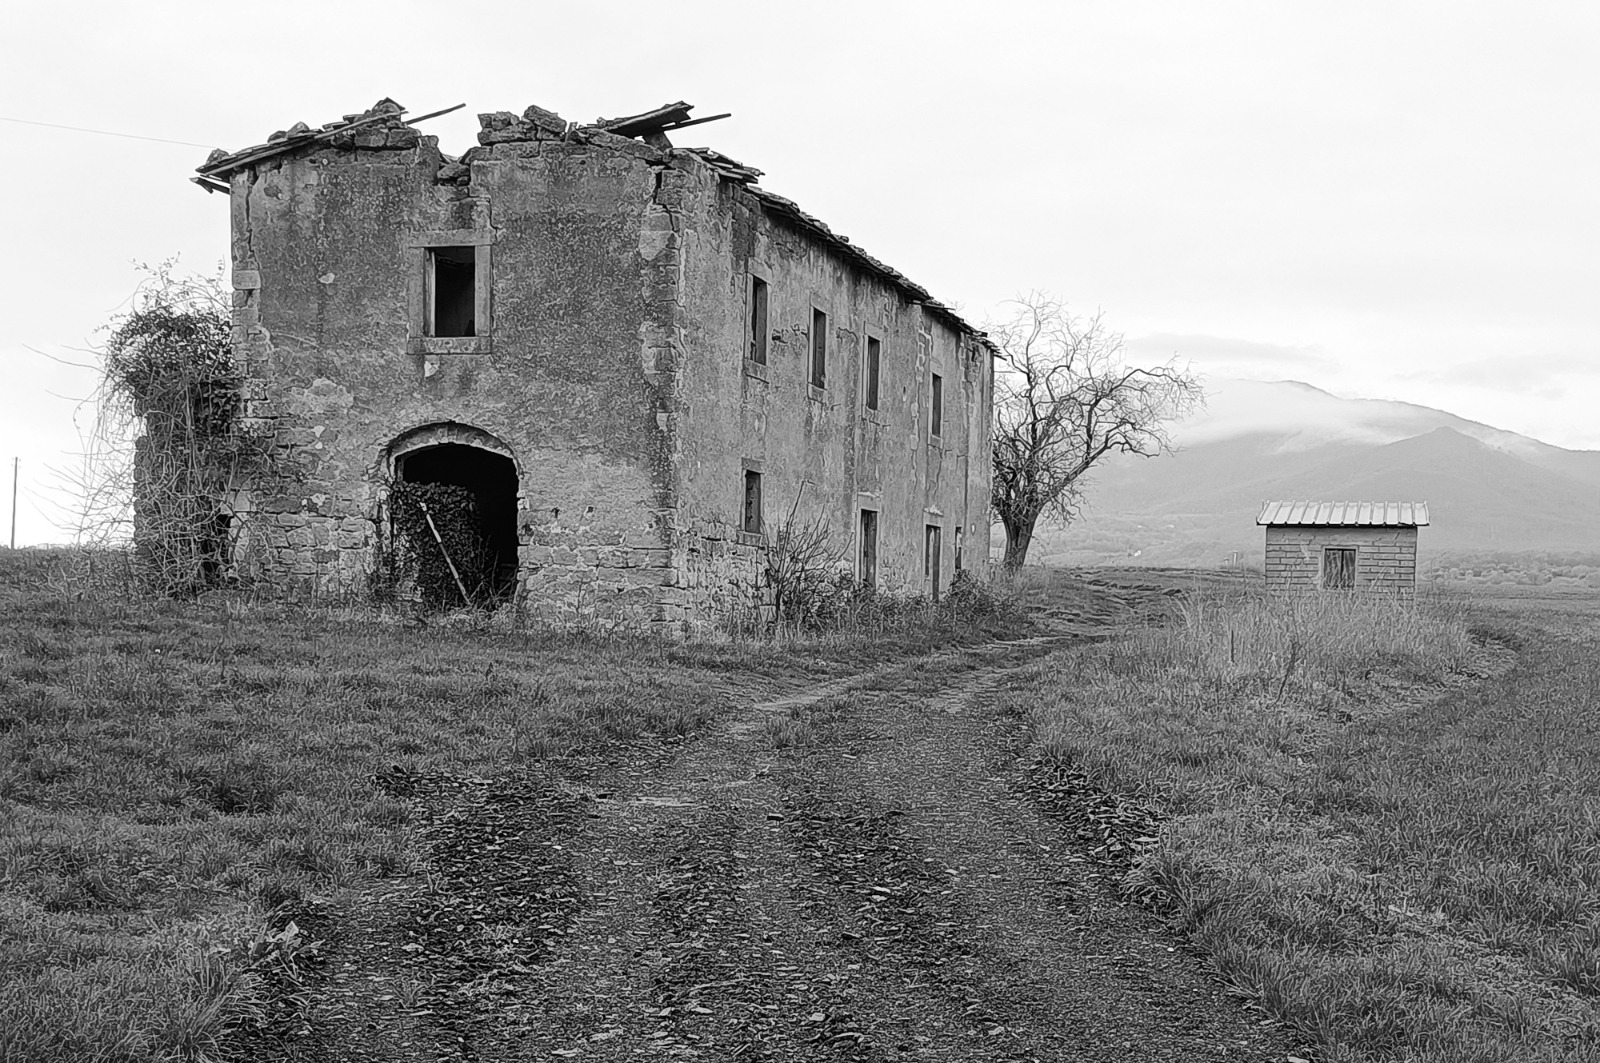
(249, 582), (1314, 1062)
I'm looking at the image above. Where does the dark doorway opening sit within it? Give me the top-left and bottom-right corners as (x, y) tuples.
(395, 443), (519, 602)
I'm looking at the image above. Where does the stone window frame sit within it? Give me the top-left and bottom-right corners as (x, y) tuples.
(745, 268), (771, 376)
(807, 296), (833, 400)
(857, 506), (879, 588)
(406, 228), (495, 356)
(860, 322), (887, 424)
(739, 459), (766, 544)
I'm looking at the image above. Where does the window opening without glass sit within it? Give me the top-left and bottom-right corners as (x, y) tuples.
(1323, 547), (1356, 589)
(810, 307), (828, 388)
(859, 509), (878, 587)
(743, 470), (763, 534)
(864, 336), (881, 411)
(748, 277), (769, 365)
(429, 247), (476, 338)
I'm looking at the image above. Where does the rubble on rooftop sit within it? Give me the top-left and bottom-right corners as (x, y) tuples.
(191, 97), (988, 343)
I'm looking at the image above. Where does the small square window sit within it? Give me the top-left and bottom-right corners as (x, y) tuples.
(864, 336), (881, 412)
(930, 373), (944, 437)
(810, 307), (828, 388)
(748, 276), (769, 365)
(429, 247), (477, 338)
(1323, 547), (1356, 589)
(742, 470), (763, 534)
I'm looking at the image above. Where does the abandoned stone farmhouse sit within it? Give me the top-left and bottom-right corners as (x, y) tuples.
(194, 99), (996, 627)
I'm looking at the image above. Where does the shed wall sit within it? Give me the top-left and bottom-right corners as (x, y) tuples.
(1263, 525), (1419, 596)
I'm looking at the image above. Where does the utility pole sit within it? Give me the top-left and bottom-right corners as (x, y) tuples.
(9, 457), (16, 550)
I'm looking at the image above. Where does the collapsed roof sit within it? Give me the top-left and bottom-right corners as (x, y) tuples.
(196, 99), (990, 345)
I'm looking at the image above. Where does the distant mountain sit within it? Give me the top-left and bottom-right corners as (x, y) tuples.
(1032, 379), (1600, 567)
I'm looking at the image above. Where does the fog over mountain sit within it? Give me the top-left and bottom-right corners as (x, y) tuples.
(1034, 379), (1600, 567)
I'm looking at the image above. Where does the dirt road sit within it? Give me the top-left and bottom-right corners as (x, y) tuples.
(258, 576), (1309, 1062)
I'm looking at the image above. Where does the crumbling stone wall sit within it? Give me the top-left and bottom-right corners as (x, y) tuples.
(224, 101), (681, 625)
(211, 98), (993, 629)
(669, 164), (994, 623)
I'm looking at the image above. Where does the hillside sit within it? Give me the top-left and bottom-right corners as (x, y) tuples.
(1032, 379), (1600, 567)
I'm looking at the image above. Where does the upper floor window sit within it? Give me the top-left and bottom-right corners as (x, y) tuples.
(407, 230), (493, 355)
(429, 247), (476, 337)
(748, 275), (769, 365)
(930, 373), (944, 438)
(863, 335), (881, 412)
(810, 307), (828, 388)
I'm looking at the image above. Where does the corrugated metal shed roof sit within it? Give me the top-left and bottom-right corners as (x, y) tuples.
(1256, 501), (1430, 527)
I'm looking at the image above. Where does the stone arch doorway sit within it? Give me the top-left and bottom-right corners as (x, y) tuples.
(384, 423), (520, 602)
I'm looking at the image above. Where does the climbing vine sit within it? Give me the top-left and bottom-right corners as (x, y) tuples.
(95, 261), (273, 595)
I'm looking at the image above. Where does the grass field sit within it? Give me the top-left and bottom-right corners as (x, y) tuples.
(0, 548), (1023, 1062)
(5, 547), (1598, 1062)
(1009, 583), (1600, 1062)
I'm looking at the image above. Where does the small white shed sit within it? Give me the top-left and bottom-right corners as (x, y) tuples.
(1257, 501), (1429, 596)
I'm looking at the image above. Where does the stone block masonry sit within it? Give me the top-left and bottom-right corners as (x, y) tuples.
(196, 98), (995, 631)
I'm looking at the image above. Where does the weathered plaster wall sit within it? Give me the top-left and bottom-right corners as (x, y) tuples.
(1263, 526), (1420, 596)
(221, 101), (995, 629)
(229, 109), (681, 624)
(667, 159), (993, 624)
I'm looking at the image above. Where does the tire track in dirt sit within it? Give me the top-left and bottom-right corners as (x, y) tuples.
(774, 660), (1303, 1061)
(242, 573), (1308, 1061)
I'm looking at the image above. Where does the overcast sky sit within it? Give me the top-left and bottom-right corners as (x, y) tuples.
(2, 1), (1596, 545)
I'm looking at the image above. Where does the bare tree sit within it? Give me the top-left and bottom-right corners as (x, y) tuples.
(989, 293), (1202, 571)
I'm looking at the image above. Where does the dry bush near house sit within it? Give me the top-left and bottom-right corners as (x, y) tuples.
(749, 495), (1024, 643)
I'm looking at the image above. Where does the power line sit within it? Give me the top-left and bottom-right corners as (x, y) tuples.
(0, 114), (218, 149)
